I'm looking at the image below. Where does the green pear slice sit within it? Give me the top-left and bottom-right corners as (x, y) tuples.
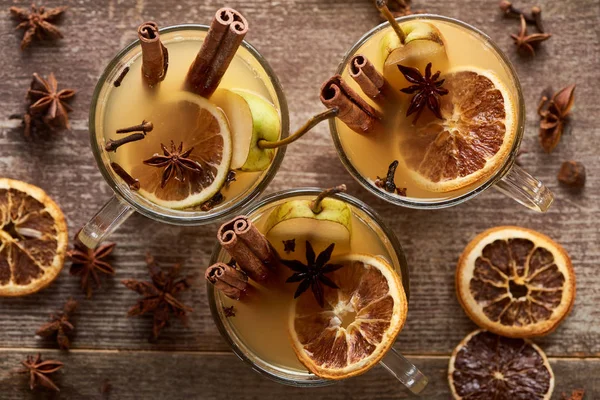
(211, 88), (281, 172)
(264, 198), (352, 255)
(380, 21), (449, 91)
(211, 89), (253, 170)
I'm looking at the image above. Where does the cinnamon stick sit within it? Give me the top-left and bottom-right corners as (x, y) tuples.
(185, 8), (248, 98)
(205, 262), (249, 300)
(217, 216), (275, 283)
(138, 21), (169, 87)
(320, 75), (382, 134)
(349, 54), (395, 104)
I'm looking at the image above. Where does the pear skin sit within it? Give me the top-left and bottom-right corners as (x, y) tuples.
(233, 89), (281, 172)
(381, 21), (449, 91)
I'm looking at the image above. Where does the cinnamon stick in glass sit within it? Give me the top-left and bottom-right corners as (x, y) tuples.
(320, 75), (382, 134)
(205, 262), (249, 300)
(349, 54), (395, 104)
(217, 216), (272, 283)
(185, 8), (248, 98)
(138, 21), (169, 87)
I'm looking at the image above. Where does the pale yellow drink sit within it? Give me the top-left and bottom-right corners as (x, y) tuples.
(219, 198), (399, 371)
(336, 20), (518, 200)
(100, 31), (279, 210)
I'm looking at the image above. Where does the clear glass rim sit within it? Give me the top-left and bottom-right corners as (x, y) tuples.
(329, 14), (525, 210)
(207, 187), (410, 386)
(88, 24), (290, 225)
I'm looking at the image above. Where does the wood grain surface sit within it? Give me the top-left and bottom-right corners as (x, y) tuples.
(0, 0), (598, 398)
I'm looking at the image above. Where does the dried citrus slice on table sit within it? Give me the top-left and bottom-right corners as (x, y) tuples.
(289, 254), (407, 379)
(456, 226), (575, 338)
(448, 330), (554, 400)
(398, 67), (517, 192)
(132, 91), (232, 209)
(0, 179), (68, 296)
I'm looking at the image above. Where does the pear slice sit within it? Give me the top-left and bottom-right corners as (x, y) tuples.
(211, 89), (281, 172)
(264, 196), (352, 256)
(380, 21), (449, 91)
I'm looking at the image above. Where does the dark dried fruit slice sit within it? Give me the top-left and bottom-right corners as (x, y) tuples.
(288, 254), (407, 379)
(0, 179), (68, 296)
(457, 226), (575, 338)
(449, 330), (554, 400)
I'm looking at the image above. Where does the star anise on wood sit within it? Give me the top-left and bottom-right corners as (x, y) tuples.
(538, 84), (576, 153)
(398, 62), (448, 124)
(143, 141), (203, 188)
(122, 254), (193, 339)
(36, 298), (78, 350)
(511, 14), (551, 56)
(68, 242), (116, 298)
(24, 72), (76, 138)
(18, 353), (63, 392)
(9, 4), (67, 50)
(562, 389), (585, 400)
(283, 242), (343, 308)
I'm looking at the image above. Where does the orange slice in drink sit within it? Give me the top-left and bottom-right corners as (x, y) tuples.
(133, 91), (232, 209)
(288, 254), (407, 379)
(0, 179), (68, 296)
(398, 67), (517, 192)
(456, 226), (575, 338)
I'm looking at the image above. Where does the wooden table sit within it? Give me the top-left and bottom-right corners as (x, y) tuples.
(1, 0), (598, 398)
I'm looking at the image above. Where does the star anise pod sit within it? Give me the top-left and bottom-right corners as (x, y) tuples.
(283, 242), (343, 308)
(68, 242), (116, 298)
(9, 4), (67, 50)
(24, 72), (76, 137)
(36, 298), (78, 350)
(18, 353), (63, 392)
(143, 141), (203, 188)
(283, 239), (296, 253)
(562, 389), (585, 400)
(398, 62), (448, 124)
(511, 14), (551, 56)
(122, 254), (193, 339)
(538, 84), (576, 153)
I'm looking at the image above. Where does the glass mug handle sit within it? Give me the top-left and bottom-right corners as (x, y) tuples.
(494, 164), (554, 212)
(380, 347), (429, 394)
(76, 195), (135, 248)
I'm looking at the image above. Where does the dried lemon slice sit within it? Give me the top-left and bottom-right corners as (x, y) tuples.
(456, 226), (575, 338)
(0, 179), (68, 296)
(398, 67), (517, 192)
(449, 330), (554, 400)
(288, 254), (407, 379)
(132, 91), (232, 209)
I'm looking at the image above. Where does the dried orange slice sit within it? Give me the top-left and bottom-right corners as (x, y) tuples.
(456, 226), (575, 338)
(288, 254), (407, 379)
(132, 91), (232, 209)
(0, 179), (68, 296)
(448, 330), (554, 400)
(398, 67), (517, 192)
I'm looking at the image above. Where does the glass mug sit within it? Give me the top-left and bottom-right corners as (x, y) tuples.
(329, 15), (553, 212)
(78, 25), (289, 248)
(208, 188), (428, 394)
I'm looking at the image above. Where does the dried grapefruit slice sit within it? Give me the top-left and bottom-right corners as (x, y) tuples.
(0, 179), (68, 296)
(132, 91), (232, 209)
(398, 67), (517, 192)
(288, 254), (407, 379)
(448, 330), (554, 400)
(457, 226), (575, 338)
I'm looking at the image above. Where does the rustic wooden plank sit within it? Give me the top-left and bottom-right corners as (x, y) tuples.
(0, 0), (598, 364)
(0, 350), (597, 399)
